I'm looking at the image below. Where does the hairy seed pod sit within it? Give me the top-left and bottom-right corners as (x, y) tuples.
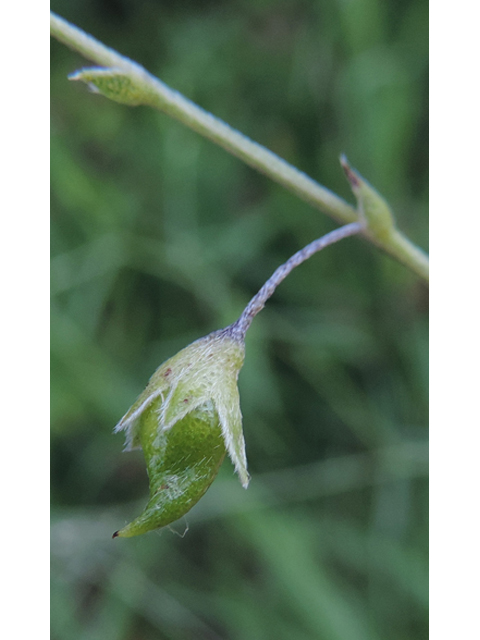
(113, 326), (248, 538)
(113, 399), (226, 537)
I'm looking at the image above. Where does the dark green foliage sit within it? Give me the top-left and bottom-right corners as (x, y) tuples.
(51, 0), (428, 638)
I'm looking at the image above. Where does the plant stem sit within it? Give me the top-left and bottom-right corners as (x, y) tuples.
(232, 222), (363, 338)
(50, 12), (428, 282)
(381, 228), (429, 281)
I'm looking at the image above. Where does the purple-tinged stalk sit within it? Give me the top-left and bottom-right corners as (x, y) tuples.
(232, 222), (363, 338)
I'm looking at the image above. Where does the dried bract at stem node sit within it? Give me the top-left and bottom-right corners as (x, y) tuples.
(340, 154), (396, 242)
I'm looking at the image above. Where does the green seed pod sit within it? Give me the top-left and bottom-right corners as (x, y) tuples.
(113, 327), (248, 538)
(113, 399), (226, 538)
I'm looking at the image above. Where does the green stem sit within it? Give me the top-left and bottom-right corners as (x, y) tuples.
(373, 228), (429, 282)
(50, 11), (428, 282)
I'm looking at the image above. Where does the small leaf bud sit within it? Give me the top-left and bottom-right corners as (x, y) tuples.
(340, 155), (395, 241)
(69, 67), (151, 106)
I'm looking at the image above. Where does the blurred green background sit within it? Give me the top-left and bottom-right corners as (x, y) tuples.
(50, 1), (428, 639)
